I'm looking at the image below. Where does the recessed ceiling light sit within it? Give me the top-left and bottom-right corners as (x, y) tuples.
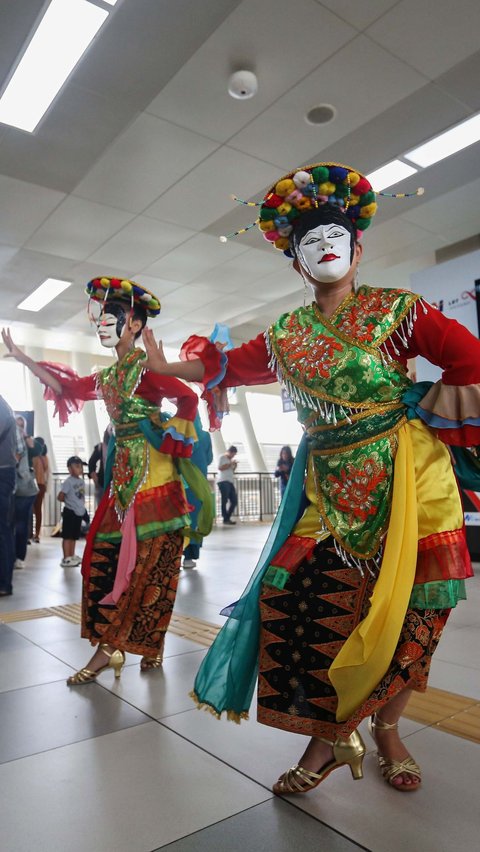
(404, 112), (480, 168)
(0, 0), (109, 133)
(366, 159), (417, 192)
(305, 104), (336, 125)
(17, 278), (72, 312)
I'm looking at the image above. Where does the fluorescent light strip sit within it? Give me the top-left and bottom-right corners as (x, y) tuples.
(0, 0), (108, 133)
(18, 278), (72, 312)
(405, 112), (480, 168)
(366, 159), (417, 192)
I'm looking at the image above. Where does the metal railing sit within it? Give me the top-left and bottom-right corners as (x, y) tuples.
(42, 471), (283, 530)
(209, 473), (282, 521)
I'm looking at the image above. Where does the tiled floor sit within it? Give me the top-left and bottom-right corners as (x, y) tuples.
(0, 525), (479, 852)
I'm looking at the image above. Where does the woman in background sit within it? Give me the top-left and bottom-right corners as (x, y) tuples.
(274, 445), (294, 499)
(32, 437), (49, 542)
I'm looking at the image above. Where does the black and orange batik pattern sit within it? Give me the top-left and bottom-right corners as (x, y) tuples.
(257, 537), (449, 740)
(81, 531), (182, 656)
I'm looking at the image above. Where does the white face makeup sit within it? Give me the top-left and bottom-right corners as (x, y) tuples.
(96, 311), (124, 349)
(298, 223), (352, 283)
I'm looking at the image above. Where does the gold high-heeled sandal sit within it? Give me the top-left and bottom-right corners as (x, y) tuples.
(140, 651), (164, 671)
(368, 713), (421, 791)
(66, 644), (125, 686)
(273, 730), (365, 795)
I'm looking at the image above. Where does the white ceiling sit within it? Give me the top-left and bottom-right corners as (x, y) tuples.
(1, 0), (480, 357)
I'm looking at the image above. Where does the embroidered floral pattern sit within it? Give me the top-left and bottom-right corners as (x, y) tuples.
(312, 429), (397, 558)
(326, 455), (388, 523)
(276, 316), (343, 380)
(334, 287), (411, 345)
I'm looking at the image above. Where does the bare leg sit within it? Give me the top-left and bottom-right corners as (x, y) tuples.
(371, 687), (421, 788)
(62, 539), (75, 558)
(293, 738), (334, 774)
(80, 643), (117, 674)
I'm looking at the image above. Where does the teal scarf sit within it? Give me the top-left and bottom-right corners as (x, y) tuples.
(191, 433), (308, 720)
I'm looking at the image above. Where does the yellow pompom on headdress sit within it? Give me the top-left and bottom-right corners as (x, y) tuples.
(221, 161), (423, 258)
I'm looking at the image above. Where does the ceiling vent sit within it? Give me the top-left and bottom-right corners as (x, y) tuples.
(305, 104), (336, 125)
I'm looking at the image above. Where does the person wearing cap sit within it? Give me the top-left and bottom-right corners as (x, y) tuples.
(2, 276), (212, 684)
(141, 162), (480, 796)
(58, 456), (86, 567)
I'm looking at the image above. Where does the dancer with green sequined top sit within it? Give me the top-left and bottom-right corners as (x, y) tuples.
(142, 162), (479, 796)
(2, 276), (212, 684)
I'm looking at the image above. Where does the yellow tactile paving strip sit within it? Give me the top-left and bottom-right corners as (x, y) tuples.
(1, 605), (479, 744)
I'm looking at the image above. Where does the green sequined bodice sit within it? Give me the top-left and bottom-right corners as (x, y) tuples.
(97, 348), (160, 512)
(267, 286), (419, 559)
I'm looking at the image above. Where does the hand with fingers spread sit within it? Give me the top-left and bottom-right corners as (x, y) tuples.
(142, 328), (168, 373)
(142, 328), (205, 382)
(2, 328), (27, 364)
(2, 327), (62, 393)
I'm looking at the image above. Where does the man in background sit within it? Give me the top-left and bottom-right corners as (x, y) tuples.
(217, 445), (238, 525)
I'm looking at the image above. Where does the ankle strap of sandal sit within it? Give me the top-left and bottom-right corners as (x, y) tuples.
(371, 713), (398, 731)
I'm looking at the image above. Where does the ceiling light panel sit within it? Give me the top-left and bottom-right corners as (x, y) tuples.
(0, 0), (109, 133)
(366, 159), (417, 192)
(404, 112), (480, 167)
(17, 278), (72, 312)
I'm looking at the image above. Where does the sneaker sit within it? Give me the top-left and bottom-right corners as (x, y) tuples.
(183, 559), (196, 569)
(60, 556), (79, 567)
(223, 519), (236, 525)
(14, 559), (26, 569)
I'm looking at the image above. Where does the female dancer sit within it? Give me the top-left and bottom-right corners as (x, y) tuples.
(3, 276), (211, 682)
(142, 163), (477, 795)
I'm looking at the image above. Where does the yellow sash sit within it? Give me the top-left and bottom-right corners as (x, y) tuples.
(328, 418), (463, 720)
(329, 423), (418, 720)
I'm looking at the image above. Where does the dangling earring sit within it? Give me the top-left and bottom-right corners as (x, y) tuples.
(354, 265), (360, 294)
(303, 279), (308, 307)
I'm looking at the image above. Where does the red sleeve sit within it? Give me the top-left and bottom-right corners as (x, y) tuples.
(180, 333), (277, 429)
(391, 303), (480, 446)
(399, 303), (480, 384)
(218, 333), (278, 389)
(38, 362), (97, 426)
(137, 371), (198, 421)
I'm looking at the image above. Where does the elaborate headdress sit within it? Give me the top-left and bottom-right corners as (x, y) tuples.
(221, 161), (423, 258)
(85, 276), (161, 318)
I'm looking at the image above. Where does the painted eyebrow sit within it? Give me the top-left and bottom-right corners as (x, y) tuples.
(302, 226), (347, 241)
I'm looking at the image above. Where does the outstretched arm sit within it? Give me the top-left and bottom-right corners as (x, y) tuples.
(2, 328), (62, 394)
(142, 328), (205, 382)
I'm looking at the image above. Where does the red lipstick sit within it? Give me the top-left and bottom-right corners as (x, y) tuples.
(319, 253), (339, 263)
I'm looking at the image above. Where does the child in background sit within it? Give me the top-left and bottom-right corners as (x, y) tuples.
(58, 456), (86, 567)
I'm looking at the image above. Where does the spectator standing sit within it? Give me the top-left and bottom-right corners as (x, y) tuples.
(32, 437), (49, 541)
(14, 415), (38, 569)
(217, 445), (238, 525)
(274, 445), (295, 498)
(58, 456), (86, 567)
(0, 396), (17, 595)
